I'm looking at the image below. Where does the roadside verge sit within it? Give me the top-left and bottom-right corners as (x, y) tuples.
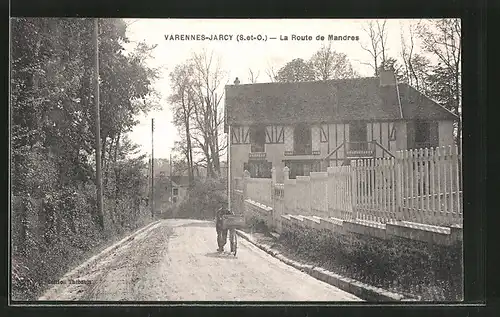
(38, 220), (163, 300)
(235, 229), (416, 302)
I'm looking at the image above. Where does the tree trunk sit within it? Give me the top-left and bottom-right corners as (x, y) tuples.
(102, 136), (108, 190)
(185, 123), (194, 187)
(104, 136), (114, 190)
(114, 132), (120, 162)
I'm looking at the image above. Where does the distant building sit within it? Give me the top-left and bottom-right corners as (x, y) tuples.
(165, 176), (190, 204)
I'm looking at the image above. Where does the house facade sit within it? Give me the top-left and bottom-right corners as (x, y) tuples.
(166, 175), (190, 204)
(225, 70), (458, 183)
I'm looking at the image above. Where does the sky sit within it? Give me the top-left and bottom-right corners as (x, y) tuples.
(124, 18), (431, 159)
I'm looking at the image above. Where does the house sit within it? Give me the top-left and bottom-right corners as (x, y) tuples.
(225, 70), (458, 182)
(165, 175), (190, 203)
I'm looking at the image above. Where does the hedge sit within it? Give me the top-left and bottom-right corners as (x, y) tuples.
(278, 226), (462, 301)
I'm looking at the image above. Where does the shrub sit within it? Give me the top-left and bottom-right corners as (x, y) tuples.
(159, 204), (176, 219)
(175, 178), (227, 220)
(278, 226), (463, 301)
(245, 216), (268, 232)
(11, 181), (151, 300)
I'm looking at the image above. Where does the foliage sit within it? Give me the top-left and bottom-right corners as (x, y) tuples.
(244, 216), (269, 233)
(309, 43), (357, 80)
(11, 17), (158, 300)
(273, 44), (358, 83)
(277, 227), (462, 301)
(417, 18), (462, 146)
(275, 58), (316, 83)
(175, 178), (227, 219)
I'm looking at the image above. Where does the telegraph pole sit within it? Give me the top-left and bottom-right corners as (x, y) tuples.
(151, 118), (155, 218)
(93, 18), (104, 230)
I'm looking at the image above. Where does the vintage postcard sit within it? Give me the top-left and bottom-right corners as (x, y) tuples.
(10, 18), (462, 303)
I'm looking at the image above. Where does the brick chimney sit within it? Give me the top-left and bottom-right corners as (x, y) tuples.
(234, 77), (240, 85)
(379, 69), (396, 87)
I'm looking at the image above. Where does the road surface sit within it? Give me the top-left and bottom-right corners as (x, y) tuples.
(39, 219), (361, 301)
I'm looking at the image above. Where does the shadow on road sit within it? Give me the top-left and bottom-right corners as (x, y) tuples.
(204, 252), (237, 260)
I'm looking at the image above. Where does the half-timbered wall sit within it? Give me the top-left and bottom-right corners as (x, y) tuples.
(231, 124), (287, 183)
(324, 122), (404, 165)
(265, 125), (285, 144)
(230, 125), (251, 144)
(326, 123), (348, 166)
(366, 122), (398, 157)
(231, 121), (435, 183)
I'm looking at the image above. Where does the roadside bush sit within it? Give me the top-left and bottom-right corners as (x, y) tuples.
(159, 204), (176, 219)
(11, 182), (151, 301)
(278, 227), (463, 301)
(245, 216), (268, 233)
(175, 177), (227, 220)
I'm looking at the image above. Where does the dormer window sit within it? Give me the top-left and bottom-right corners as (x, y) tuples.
(250, 125), (266, 152)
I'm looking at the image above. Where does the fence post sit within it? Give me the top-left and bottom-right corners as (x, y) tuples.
(283, 166), (290, 215)
(271, 167), (276, 228)
(307, 176), (312, 215)
(395, 151), (402, 221)
(350, 160), (357, 221)
(242, 170), (250, 219)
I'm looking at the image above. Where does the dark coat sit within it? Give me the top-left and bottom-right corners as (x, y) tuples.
(215, 208), (232, 231)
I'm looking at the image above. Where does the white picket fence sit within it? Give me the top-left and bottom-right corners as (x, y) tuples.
(396, 145), (462, 225)
(237, 144), (462, 227)
(351, 158), (398, 223)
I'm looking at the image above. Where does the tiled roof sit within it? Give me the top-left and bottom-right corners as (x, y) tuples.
(225, 77), (457, 125)
(397, 83), (458, 120)
(167, 176), (190, 187)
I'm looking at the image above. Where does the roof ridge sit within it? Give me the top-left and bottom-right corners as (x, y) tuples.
(225, 78), (456, 123)
(226, 76), (378, 87)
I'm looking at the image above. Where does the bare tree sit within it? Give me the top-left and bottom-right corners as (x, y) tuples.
(377, 20), (388, 67)
(417, 18), (462, 150)
(190, 49), (228, 178)
(265, 61), (278, 82)
(399, 21), (433, 92)
(169, 63), (196, 187)
(248, 68), (260, 83)
(360, 20), (389, 76)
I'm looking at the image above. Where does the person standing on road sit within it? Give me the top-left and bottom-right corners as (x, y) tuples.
(215, 206), (233, 252)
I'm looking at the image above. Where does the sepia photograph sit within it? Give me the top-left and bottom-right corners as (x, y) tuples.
(10, 18), (462, 303)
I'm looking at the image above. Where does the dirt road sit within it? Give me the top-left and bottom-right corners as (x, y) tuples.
(39, 219), (361, 301)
